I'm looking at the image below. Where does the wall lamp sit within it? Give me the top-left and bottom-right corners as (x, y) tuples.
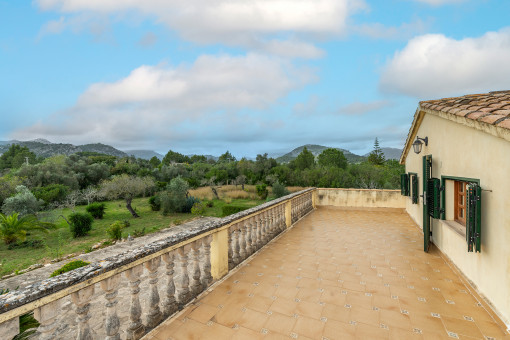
(412, 136), (428, 154)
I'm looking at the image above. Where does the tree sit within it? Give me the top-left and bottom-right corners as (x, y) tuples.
(293, 147), (315, 170)
(0, 213), (52, 245)
(160, 177), (189, 214)
(0, 144), (37, 170)
(2, 185), (43, 216)
(149, 156), (161, 167)
(162, 150), (190, 165)
(318, 148), (348, 169)
(100, 175), (155, 217)
(218, 151), (236, 163)
(367, 138), (385, 166)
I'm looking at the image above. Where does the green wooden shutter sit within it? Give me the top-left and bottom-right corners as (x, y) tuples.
(411, 175), (418, 204)
(466, 183), (482, 253)
(400, 174), (409, 196)
(427, 178), (441, 219)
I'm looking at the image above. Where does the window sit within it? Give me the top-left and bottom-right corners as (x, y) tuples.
(454, 181), (467, 226)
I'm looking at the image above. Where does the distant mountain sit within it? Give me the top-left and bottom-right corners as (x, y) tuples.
(125, 150), (163, 160)
(276, 144), (366, 164)
(364, 147), (402, 160)
(0, 140), (127, 158)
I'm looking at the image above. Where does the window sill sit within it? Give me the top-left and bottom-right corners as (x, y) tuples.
(440, 220), (466, 238)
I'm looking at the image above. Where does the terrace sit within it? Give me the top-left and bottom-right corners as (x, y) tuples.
(0, 189), (508, 339)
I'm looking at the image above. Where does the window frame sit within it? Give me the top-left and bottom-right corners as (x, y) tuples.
(454, 181), (467, 225)
(408, 172), (418, 204)
(440, 175), (480, 221)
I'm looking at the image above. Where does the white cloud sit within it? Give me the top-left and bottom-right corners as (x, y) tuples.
(379, 28), (510, 98)
(13, 54), (316, 147)
(338, 100), (394, 115)
(36, 0), (365, 58)
(354, 19), (429, 40)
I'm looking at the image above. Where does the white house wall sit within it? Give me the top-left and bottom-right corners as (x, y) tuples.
(404, 112), (510, 325)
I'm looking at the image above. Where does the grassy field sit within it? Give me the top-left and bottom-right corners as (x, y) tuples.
(0, 194), (266, 277)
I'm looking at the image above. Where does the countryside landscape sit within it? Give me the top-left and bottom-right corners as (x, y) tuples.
(1, 1), (509, 339)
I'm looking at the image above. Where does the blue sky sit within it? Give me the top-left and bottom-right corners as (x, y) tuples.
(1, 0), (509, 157)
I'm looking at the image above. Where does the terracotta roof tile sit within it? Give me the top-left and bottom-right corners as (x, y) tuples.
(497, 118), (510, 129)
(420, 90), (510, 131)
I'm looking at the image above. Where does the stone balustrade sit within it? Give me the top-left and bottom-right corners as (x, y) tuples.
(0, 188), (316, 340)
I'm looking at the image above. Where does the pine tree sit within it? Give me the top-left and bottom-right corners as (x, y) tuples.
(367, 138), (385, 165)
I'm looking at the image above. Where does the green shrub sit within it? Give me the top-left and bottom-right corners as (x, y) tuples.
(148, 195), (161, 211)
(205, 200), (214, 208)
(182, 196), (200, 213)
(2, 186), (43, 217)
(7, 240), (43, 250)
(132, 227), (146, 237)
(69, 212), (93, 238)
(272, 181), (290, 199)
(160, 177), (189, 214)
(50, 260), (90, 277)
(221, 205), (247, 217)
(33, 184), (69, 205)
(107, 220), (128, 241)
(191, 202), (205, 216)
(256, 184), (268, 199)
(85, 202), (106, 219)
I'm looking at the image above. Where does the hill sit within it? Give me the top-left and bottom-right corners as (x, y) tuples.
(0, 140), (127, 158)
(276, 144), (366, 164)
(125, 150), (164, 160)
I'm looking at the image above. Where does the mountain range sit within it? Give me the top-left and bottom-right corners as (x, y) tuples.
(0, 139), (402, 163)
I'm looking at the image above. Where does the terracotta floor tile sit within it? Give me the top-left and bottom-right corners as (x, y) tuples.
(146, 208), (507, 340)
(292, 315), (325, 339)
(264, 311), (297, 335)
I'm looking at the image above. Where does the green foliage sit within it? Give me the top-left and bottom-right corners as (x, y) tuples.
(318, 148), (348, 169)
(367, 137), (386, 166)
(218, 151), (236, 163)
(32, 184), (69, 205)
(205, 200), (214, 208)
(14, 312), (39, 340)
(86, 202), (106, 219)
(182, 196), (200, 213)
(50, 260), (90, 277)
(221, 205), (247, 217)
(0, 175), (22, 206)
(0, 144), (37, 170)
(107, 220), (127, 240)
(69, 212), (93, 238)
(132, 227), (146, 237)
(1, 186), (43, 216)
(191, 202), (205, 216)
(149, 156), (161, 167)
(162, 150), (190, 165)
(7, 239), (43, 250)
(160, 177), (189, 214)
(272, 181), (290, 198)
(100, 174), (155, 217)
(292, 147), (315, 170)
(148, 195), (161, 211)
(256, 184), (268, 199)
(0, 213), (52, 245)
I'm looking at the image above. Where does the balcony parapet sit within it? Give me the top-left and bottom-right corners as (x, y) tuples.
(0, 188), (315, 339)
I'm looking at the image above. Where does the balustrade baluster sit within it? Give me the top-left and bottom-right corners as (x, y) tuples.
(144, 257), (162, 329)
(100, 274), (121, 340)
(71, 285), (95, 340)
(125, 265), (145, 340)
(200, 235), (213, 288)
(250, 217), (258, 251)
(256, 215), (263, 248)
(232, 226), (241, 266)
(34, 299), (61, 340)
(0, 318), (19, 340)
(228, 227), (234, 270)
(239, 223), (247, 261)
(176, 247), (192, 307)
(162, 252), (178, 317)
(189, 241), (202, 296)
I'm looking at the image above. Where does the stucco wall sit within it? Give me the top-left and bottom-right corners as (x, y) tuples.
(404, 112), (510, 325)
(316, 188), (406, 209)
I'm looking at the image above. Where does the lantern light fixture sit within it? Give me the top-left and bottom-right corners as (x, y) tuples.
(412, 136), (428, 154)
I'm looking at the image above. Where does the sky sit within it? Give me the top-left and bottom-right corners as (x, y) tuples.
(1, 0), (509, 158)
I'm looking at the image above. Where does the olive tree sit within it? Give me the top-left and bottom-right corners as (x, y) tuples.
(100, 175), (155, 217)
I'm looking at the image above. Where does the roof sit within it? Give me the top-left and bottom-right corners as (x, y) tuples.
(420, 90), (510, 129)
(400, 90), (510, 164)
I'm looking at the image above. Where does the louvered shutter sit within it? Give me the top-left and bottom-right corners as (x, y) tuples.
(411, 175), (418, 204)
(466, 183), (482, 253)
(400, 174), (409, 196)
(427, 178), (441, 219)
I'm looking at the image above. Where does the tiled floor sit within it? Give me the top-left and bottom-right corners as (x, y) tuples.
(145, 207), (509, 340)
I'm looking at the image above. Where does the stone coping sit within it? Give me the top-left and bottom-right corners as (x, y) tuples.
(0, 188), (315, 316)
